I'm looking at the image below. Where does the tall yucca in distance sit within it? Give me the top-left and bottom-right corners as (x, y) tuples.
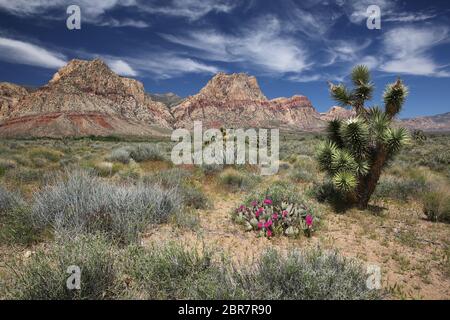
(316, 65), (409, 209)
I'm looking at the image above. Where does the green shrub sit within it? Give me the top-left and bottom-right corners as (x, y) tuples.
(0, 186), (24, 213)
(373, 175), (427, 201)
(129, 144), (166, 162)
(423, 191), (450, 223)
(144, 168), (191, 188)
(3, 234), (119, 299)
(122, 243), (225, 299)
(181, 185), (209, 209)
(218, 168), (258, 190)
(107, 147), (131, 164)
(29, 147), (63, 162)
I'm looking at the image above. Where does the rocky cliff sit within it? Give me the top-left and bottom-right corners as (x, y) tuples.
(172, 72), (324, 130)
(0, 59), (173, 138)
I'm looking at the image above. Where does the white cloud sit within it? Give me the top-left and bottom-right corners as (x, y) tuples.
(134, 55), (220, 79)
(0, 0), (149, 28)
(161, 16), (310, 74)
(380, 26), (450, 77)
(384, 12), (437, 22)
(106, 59), (138, 76)
(0, 36), (66, 69)
(141, 0), (236, 21)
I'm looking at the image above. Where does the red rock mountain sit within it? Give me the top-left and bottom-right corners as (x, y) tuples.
(1, 60), (448, 137)
(0, 59), (173, 138)
(172, 72), (325, 130)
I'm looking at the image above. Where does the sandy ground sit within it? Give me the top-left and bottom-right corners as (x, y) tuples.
(143, 185), (450, 300)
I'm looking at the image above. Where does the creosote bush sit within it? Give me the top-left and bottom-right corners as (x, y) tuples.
(31, 170), (182, 244)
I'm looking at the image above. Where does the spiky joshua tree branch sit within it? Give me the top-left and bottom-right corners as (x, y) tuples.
(317, 65), (409, 209)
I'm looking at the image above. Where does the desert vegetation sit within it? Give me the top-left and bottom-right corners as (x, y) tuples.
(0, 131), (448, 300)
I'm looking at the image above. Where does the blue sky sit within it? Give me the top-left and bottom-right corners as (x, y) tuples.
(0, 0), (449, 118)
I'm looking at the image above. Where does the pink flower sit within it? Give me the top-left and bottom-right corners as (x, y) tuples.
(257, 222), (263, 229)
(257, 207), (264, 213)
(305, 215), (313, 227)
(255, 211), (260, 218)
(263, 199), (272, 205)
(267, 230), (272, 237)
(282, 210), (288, 218)
(272, 213), (279, 220)
(239, 205), (246, 211)
(251, 201), (258, 207)
(265, 219), (273, 228)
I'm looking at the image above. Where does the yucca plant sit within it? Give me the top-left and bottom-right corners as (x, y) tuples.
(317, 65), (409, 209)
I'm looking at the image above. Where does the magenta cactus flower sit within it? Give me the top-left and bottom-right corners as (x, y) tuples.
(257, 221), (263, 229)
(267, 230), (272, 237)
(282, 210), (288, 218)
(305, 215), (313, 227)
(263, 199), (272, 205)
(272, 213), (279, 220)
(251, 201), (258, 207)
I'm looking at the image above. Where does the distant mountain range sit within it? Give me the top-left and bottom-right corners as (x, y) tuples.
(0, 59), (448, 138)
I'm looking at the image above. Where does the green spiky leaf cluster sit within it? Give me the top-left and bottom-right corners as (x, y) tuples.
(317, 65), (409, 208)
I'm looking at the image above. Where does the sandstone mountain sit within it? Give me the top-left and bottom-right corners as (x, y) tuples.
(0, 59), (173, 138)
(148, 92), (184, 108)
(399, 112), (450, 132)
(172, 72), (325, 130)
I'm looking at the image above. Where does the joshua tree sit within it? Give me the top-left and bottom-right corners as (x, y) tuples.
(316, 65), (409, 209)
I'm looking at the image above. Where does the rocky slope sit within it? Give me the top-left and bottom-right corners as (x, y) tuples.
(0, 59), (173, 138)
(0, 82), (29, 120)
(172, 72), (324, 130)
(148, 92), (184, 108)
(399, 112), (450, 132)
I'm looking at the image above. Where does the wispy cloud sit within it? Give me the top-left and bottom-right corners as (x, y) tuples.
(0, 0), (149, 28)
(161, 16), (310, 74)
(380, 26), (450, 77)
(0, 36), (66, 68)
(140, 0), (237, 21)
(105, 59), (138, 76)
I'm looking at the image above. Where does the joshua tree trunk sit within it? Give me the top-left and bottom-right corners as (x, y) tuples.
(356, 147), (387, 209)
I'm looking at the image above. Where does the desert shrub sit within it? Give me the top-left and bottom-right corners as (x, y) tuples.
(129, 144), (166, 162)
(181, 185), (209, 209)
(373, 175), (427, 201)
(29, 147), (63, 162)
(3, 234), (119, 299)
(200, 164), (223, 176)
(144, 168), (191, 188)
(0, 159), (17, 176)
(107, 147), (131, 164)
(236, 248), (379, 300)
(171, 208), (201, 231)
(291, 168), (315, 183)
(0, 186), (24, 213)
(31, 170), (182, 244)
(218, 168), (258, 190)
(121, 243), (228, 299)
(122, 243), (378, 300)
(92, 162), (121, 177)
(423, 190), (450, 223)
